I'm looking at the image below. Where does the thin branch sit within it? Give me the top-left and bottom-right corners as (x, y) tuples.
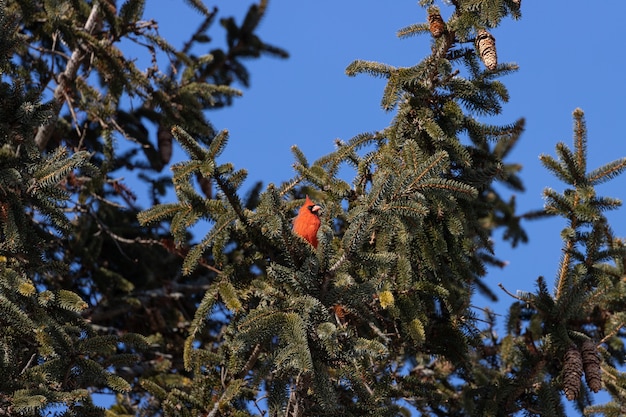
(498, 282), (526, 302)
(19, 353), (36, 375)
(279, 175), (303, 197)
(599, 321), (626, 346)
(35, 2), (101, 150)
(555, 197), (578, 300)
(206, 401), (220, 417)
(285, 373), (302, 417)
(60, 87), (81, 137)
(236, 343), (262, 379)
(29, 44), (72, 61)
(198, 259), (223, 275)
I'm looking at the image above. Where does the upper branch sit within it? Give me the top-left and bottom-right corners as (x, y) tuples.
(35, 2), (101, 151)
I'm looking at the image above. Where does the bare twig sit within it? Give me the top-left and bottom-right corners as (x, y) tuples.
(206, 402), (220, 417)
(498, 282), (526, 302)
(198, 260), (224, 275)
(285, 373), (302, 417)
(60, 87), (81, 137)
(599, 321), (626, 346)
(19, 353), (36, 375)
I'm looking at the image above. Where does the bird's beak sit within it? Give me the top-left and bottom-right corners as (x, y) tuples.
(311, 204), (322, 215)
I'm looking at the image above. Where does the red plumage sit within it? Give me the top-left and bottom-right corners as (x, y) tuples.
(293, 195), (322, 248)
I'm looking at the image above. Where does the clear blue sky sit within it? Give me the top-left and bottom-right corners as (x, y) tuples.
(116, 0), (626, 412)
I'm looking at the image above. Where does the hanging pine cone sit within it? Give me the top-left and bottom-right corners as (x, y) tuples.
(157, 123), (173, 166)
(428, 7), (445, 38)
(475, 29), (497, 70)
(581, 339), (602, 393)
(196, 173), (212, 199)
(563, 345), (583, 400)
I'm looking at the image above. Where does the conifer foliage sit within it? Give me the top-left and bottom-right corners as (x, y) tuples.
(2, 0), (626, 416)
(0, 0), (286, 415)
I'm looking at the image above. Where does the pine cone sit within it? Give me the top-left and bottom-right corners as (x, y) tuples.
(581, 339), (602, 393)
(157, 124), (173, 166)
(428, 8), (445, 38)
(563, 345), (583, 400)
(475, 29), (497, 70)
(196, 173), (212, 199)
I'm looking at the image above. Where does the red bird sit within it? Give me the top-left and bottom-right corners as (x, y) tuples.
(293, 195), (322, 248)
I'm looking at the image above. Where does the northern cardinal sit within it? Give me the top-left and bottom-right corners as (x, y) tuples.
(293, 195), (322, 248)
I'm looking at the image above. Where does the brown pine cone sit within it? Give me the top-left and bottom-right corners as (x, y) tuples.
(157, 124), (173, 166)
(563, 345), (583, 400)
(581, 339), (602, 393)
(475, 29), (497, 70)
(428, 8), (445, 38)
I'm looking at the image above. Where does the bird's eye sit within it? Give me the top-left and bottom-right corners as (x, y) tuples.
(307, 205), (314, 211)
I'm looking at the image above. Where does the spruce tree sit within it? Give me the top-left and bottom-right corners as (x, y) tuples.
(0, 0), (286, 415)
(2, 0), (626, 417)
(137, 1), (624, 417)
(138, 1), (626, 416)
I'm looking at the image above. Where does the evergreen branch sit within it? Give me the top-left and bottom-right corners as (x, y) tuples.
(119, 0), (148, 24)
(383, 200), (429, 219)
(345, 59), (396, 78)
(32, 150), (91, 190)
(214, 173), (248, 225)
(259, 42), (290, 59)
(172, 160), (211, 185)
(555, 233), (575, 301)
(291, 145), (309, 168)
(397, 22), (430, 39)
(328, 253), (348, 273)
(182, 214), (237, 275)
(543, 188), (574, 215)
(182, 0), (211, 16)
(34, 1), (101, 150)
(179, 7), (218, 60)
(418, 178), (478, 198)
(570, 108), (587, 175)
(400, 139), (425, 172)
(411, 150), (450, 188)
(0, 294), (37, 333)
(137, 203), (183, 226)
(555, 142), (584, 184)
(241, 1), (266, 34)
(172, 126), (209, 161)
(539, 154), (574, 184)
(381, 71), (401, 111)
(206, 400), (221, 417)
(367, 176), (394, 210)
(279, 176), (303, 196)
(589, 195), (622, 213)
(57, 289), (88, 312)
(587, 158), (626, 186)
(184, 284), (219, 370)
(180, 83), (243, 103)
